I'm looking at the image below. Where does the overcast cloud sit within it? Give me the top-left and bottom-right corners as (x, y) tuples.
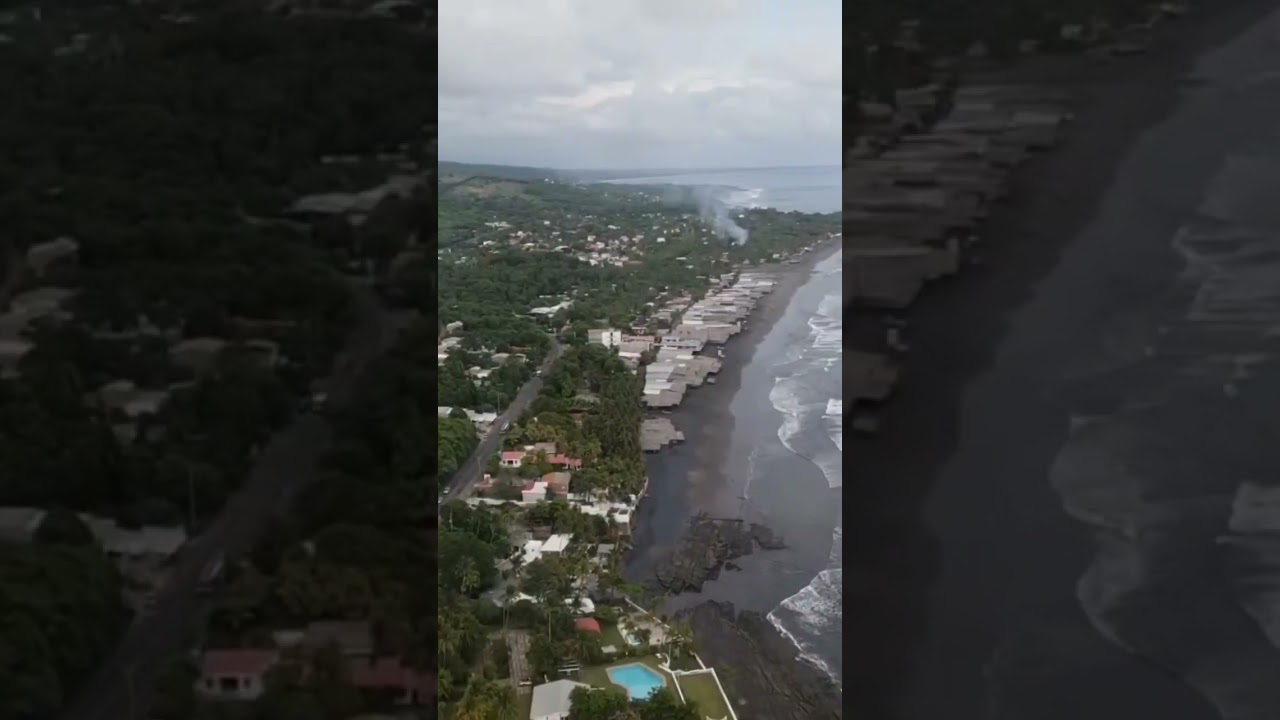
(439, 0), (842, 170)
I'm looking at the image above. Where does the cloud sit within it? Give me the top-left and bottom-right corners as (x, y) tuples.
(438, 0), (841, 170)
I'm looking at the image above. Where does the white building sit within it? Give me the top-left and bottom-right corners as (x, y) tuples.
(521, 480), (547, 504)
(587, 328), (623, 348)
(530, 679), (591, 720)
(521, 533), (573, 565)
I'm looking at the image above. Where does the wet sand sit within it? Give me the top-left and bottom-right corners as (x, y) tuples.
(844, 2), (1280, 719)
(628, 239), (840, 584)
(626, 240), (843, 716)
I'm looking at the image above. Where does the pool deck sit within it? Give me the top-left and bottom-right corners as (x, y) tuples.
(579, 653), (737, 719)
(581, 655), (673, 693)
(606, 661), (669, 699)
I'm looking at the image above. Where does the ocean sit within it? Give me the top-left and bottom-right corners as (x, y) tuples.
(621, 166), (845, 684)
(601, 165), (841, 214)
(889, 8), (1280, 718)
(716, 166), (844, 684)
(749, 251), (844, 683)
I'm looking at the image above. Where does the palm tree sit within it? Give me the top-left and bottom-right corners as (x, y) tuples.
(487, 683), (520, 720)
(458, 556), (480, 595)
(666, 621), (696, 659)
(438, 667), (457, 703)
(501, 583), (519, 630)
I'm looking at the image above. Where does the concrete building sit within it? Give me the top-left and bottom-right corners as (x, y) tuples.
(586, 328), (623, 348)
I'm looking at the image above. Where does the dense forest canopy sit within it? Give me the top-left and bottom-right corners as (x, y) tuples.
(0, 2), (431, 717)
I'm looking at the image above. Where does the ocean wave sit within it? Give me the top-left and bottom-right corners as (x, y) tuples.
(769, 375), (806, 456)
(808, 312), (842, 353)
(1049, 214), (1280, 716)
(824, 400), (842, 453)
(768, 376), (842, 489)
(724, 187), (765, 209)
(768, 565), (844, 685)
(763, 253), (844, 684)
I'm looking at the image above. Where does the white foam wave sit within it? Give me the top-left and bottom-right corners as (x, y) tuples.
(769, 376), (806, 455)
(817, 291), (842, 320)
(825, 400), (843, 453)
(765, 257), (844, 682)
(808, 314), (842, 352)
(725, 187), (766, 209)
(769, 564), (843, 685)
(768, 378), (842, 488)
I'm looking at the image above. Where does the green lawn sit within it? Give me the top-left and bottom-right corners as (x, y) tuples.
(676, 672), (734, 720)
(599, 622), (628, 650)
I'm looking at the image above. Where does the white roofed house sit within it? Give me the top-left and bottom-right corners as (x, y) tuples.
(25, 236), (79, 278)
(586, 328), (623, 348)
(169, 336), (229, 375)
(93, 379), (172, 444)
(530, 679), (591, 720)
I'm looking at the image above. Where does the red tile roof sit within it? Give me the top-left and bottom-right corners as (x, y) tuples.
(500, 451), (525, 462)
(201, 649), (278, 678)
(575, 617), (602, 634)
(548, 454), (582, 469)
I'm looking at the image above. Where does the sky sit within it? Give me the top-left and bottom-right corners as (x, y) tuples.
(439, 0), (842, 171)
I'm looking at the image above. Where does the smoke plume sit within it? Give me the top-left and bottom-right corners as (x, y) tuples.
(692, 186), (749, 245)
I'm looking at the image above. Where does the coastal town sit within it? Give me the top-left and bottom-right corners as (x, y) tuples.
(435, 170), (838, 719)
(0, 4), (436, 719)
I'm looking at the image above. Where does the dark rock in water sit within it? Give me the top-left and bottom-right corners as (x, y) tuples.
(678, 600), (842, 720)
(724, 561), (741, 571)
(750, 522), (786, 550)
(652, 512), (786, 593)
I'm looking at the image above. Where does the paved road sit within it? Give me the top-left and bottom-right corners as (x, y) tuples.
(442, 339), (563, 502)
(58, 281), (408, 720)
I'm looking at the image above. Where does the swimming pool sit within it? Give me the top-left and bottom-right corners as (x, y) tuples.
(607, 663), (666, 700)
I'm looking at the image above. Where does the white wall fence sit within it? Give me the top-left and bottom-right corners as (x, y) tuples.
(654, 653), (738, 720)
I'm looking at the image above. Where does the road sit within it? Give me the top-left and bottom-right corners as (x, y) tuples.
(442, 338), (564, 501)
(58, 281), (409, 720)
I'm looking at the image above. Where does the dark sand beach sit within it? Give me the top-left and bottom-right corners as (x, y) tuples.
(844, 2), (1280, 719)
(626, 239), (844, 719)
(627, 241), (839, 578)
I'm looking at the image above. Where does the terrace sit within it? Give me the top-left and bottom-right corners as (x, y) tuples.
(576, 654), (736, 720)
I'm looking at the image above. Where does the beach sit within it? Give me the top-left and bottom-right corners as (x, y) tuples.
(842, 2), (1280, 719)
(626, 229), (844, 718)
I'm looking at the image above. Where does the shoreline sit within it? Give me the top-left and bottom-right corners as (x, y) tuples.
(628, 236), (839, 577)
(626, 236), (844, 720)
(844, 1), (1280, 718)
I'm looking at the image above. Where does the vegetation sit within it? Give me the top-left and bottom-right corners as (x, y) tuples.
(0, 532), (128, 719)
(568, 686), (699, 720)
(0, 2), (429, 717)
